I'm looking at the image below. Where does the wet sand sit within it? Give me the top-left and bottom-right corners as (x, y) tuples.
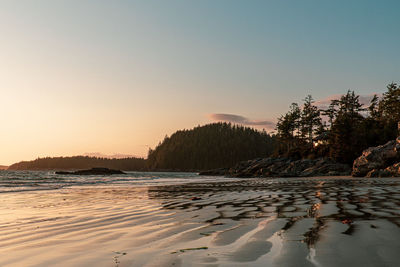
(1, 177), (400, 266)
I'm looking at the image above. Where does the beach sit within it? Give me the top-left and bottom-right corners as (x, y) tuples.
(1, 175), (400, 266)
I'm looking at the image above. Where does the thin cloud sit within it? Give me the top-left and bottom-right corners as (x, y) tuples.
(314, 93), (381, 110)
(208, 113), (276, 130)
(83, 152), (137, 159)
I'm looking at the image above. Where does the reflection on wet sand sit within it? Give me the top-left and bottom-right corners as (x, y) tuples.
(148, 177), (400, 266)
(0, 177), (400, 266)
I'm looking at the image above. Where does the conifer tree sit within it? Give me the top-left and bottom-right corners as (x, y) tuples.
(301, 95), (322, 146)
(329, 91), (365, 163)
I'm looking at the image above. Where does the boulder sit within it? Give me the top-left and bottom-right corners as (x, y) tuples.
(385, 162), (400, 177)
(352, 139), (400, 177)
(56, 167), (125, 175)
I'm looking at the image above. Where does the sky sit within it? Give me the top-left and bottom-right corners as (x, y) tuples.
(0, 0), (399, 165)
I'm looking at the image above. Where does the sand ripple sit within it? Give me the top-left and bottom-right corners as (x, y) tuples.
(1, 177), (400, 266)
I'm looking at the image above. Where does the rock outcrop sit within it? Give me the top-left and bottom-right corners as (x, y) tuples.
(352, 137), (400, 177)
(199, 157), (351, 178)
(199, 168), (227, 176)
(56, 167), (125, 175)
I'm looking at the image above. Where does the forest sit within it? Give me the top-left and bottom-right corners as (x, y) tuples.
(7, 82), (400, 171)
(146, 123), (276, 170)
(7, 156), (146, 171)
(275, 83), (400, 163)
(7, 123), (276, 171)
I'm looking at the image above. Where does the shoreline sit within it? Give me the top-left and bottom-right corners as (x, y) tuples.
(1, 174), (398, 195)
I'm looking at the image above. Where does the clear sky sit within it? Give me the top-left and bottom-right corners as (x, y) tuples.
(1, 0), (399, 165)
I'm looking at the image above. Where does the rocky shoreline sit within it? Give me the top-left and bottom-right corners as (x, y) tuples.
(352, 137), (400, 177)
(200, 157), (351, 177)
(201, 137), (400, 178)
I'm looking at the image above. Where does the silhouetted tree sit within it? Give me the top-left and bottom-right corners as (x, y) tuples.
(321, 100), (339, 127)
(378, 83), (400, 140)
(301, 95), (322, 146)
(275, 83), (400, 163)
(147, 123), (276, 171)
(8, 156), (146, 171)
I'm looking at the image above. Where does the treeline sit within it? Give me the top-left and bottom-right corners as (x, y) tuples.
(8, 123), (277, 171)
(7, 156), (146, 171)
(147, 122), (276, 170)
(275, 83), (400, 163)
(10, 82), (398, 171)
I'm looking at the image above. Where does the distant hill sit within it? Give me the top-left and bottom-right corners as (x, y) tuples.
(0, 165), (8, 170)
(8, 123), (277, 172)
(7, 156), (146, 171)
(147, 122), (277, 171)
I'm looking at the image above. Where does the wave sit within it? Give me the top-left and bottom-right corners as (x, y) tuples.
(0, 171), (232, 193)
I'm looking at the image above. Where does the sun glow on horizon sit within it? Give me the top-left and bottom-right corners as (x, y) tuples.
(1, 0), (399, 165)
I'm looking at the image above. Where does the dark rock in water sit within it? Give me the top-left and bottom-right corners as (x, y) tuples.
(199, 157), (351, 178)
(198, 168), (228, 176)
(56, 168), (125, 175)
(352, 137), (400, 177)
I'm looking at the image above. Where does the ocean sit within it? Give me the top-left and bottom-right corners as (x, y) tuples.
(0, 170), (237, 193)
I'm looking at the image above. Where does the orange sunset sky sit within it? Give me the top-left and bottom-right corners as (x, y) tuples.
(1, 1), (399, 165)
